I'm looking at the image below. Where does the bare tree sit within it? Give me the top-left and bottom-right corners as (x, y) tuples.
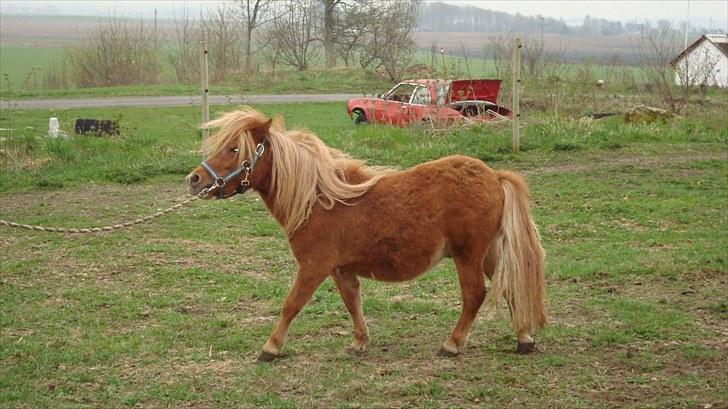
(200, 4), (243, 82)
(66, 15), (162, 87)
(321, 0), (343, 67)
(360, 0), (420, 81)
(487, 34), (563, 80)
(334, 0), (372, 66)
(237, 0), (275, 73)
(487, 34), (512, 79)
(267, 0), (320, 71)
(632, 27), (684, 111)
(255, 29), (283, 76)
(168, 7), (199, 83)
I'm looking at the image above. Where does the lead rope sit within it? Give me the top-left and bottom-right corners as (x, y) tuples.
(0, 192), (204, 234)
(2, 142), (266, 234)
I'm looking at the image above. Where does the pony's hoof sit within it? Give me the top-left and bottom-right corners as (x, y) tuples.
(257, 350), (280, 362)
(516, 341), (538, 354)
(437, 347), (459, 358)
(346, 346), (367, 356)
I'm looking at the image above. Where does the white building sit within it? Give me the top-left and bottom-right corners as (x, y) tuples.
(670, 34), (728, 88)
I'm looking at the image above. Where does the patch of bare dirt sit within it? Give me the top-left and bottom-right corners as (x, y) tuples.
(523, 152), (725, 176)
(1, 182), (190, 223)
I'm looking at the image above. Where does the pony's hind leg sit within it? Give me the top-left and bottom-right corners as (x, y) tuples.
(258, 269), (328, 362)
(439, 255), (486, 356)
(487, 252), (538, 354)
(510, 302), (538, 354)
(331, 270), (369, 353)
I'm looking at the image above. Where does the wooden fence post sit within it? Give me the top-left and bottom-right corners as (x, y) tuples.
(200, 41), (210, 143)
(512, 36), (522, 153)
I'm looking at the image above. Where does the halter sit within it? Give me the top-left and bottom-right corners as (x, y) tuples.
(199, 140), (266, 199)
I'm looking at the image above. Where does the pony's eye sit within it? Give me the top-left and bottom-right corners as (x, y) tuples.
(231, 147), (239, 153)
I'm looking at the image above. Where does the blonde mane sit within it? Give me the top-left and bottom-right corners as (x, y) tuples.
(202, 106), (397, 235)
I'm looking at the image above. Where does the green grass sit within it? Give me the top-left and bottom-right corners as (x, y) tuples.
(1, 102), (727, 408)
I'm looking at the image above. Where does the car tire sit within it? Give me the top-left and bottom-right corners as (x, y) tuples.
(352, 109), (368, 125)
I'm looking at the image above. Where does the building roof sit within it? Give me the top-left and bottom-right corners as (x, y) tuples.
(711, 34), (728, 55)
(670, 34), (728, 66)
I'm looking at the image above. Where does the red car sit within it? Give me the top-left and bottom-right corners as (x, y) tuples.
(346, 79), (512, 127)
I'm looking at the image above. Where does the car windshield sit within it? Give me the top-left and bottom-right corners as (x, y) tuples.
(386, 83), (417, 103)
(411, 86), (431, 105)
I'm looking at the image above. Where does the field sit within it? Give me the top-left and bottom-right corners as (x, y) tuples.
(1, 101), (726, 408)
(414, 32), (644, 62)
(1, 14), (655, 101)
(0, 46), (63, 89)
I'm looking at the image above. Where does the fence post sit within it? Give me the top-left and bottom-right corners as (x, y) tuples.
(200, 41), (210, 143)
(512, 36), (522, 153)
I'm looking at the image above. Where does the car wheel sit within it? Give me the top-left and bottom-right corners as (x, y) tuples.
(353, 109), (368, 125)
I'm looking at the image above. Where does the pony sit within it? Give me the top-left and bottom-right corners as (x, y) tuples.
(186, 106), (546, 362)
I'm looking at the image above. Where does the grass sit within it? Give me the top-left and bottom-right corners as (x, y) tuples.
(0, 46), (64, 91)
(0, 102), (727, 408)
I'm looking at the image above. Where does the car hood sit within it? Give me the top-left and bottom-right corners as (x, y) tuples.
(449, 80), (501, 103)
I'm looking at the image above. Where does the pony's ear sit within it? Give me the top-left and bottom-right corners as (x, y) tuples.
(251, 118), (273, 141)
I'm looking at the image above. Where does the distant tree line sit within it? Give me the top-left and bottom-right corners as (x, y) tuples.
(419, 2), (571, 35)
(418, 2), (721, 37)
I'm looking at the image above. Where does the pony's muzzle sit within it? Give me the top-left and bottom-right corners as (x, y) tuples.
(187, 172), (201, 185)
(186, 170), (204, 194)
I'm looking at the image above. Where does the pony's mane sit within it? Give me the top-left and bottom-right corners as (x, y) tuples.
(202, 106), (397, 235)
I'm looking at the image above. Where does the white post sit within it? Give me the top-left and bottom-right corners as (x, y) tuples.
(512, 36), (522, 153)
(200, 41), (210, 142)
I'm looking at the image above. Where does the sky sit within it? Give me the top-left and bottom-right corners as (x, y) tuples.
(1, 0), (727, 31)
(465, 1), (728, 29)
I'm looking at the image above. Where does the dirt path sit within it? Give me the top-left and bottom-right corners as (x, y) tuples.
(2, 94), (361, 110)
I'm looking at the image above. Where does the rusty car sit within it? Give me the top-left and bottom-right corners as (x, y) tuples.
(346, 79), (512, 127)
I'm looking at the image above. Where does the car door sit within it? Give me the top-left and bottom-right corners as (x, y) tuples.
(377, 83), (417, 125)
(405, 85), (433, 124)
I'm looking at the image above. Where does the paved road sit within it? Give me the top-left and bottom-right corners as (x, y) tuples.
(2, 93), (362, 110)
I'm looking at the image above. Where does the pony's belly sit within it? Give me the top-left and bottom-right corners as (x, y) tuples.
(353, 266), (427, 282)
(339, 239), (446, 282)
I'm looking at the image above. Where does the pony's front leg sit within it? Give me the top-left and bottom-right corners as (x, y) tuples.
(258, 269), (328, 362)
(331, 271), (369, 353)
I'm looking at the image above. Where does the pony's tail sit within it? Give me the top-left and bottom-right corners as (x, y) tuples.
(487, 171), (547, 334)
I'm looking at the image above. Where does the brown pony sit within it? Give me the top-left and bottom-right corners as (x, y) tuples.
(186, 106), (546, 361)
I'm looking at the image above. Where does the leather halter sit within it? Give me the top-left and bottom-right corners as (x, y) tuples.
(199, 140), (266, 198)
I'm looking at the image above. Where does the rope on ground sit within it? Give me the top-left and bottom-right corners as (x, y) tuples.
(0, 194), (201, 234)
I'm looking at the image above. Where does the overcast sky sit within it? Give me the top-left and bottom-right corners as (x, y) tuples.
(470, 1), (727, 29)
(1, 0), (726, 30)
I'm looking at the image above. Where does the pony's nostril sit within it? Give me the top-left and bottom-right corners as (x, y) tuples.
(188, 173), (201, 185)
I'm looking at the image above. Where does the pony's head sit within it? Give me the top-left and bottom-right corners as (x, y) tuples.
(186, 107), (274, 199)
(187, 106), (395, 235)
